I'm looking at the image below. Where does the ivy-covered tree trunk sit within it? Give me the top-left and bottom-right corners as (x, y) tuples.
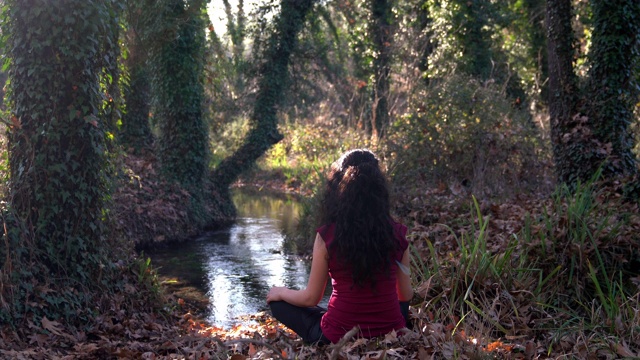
(223, 0), (247, 95)
(147, 0), (209, 191)
(3, 0), (118, 321)
(121, 1), (153, 152)
(454, 0), (493, 80)
(583, 0), (639, 179)
(211, 0), (316, 192)
(121, 52), (153, 151)
(102, 7), (123, 135)
(547, 0), (639, 187)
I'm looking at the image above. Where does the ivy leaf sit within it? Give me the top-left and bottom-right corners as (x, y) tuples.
(84, 114), (99, 127)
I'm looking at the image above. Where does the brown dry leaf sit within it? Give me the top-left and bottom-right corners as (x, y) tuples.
(524, 341), (536, 360)
(416, 276), (434, 298)
(612, 341), (637, 358)
(41, 317), (65, 336)
(27, 333), (48, 347)
(265, 326), (278, 339)
(248, 342), (257, 357)
(229, 354), (246, 360)
(73, 342), (100, 355)
(382, 329), (398, 344)
(417, 346), (433, 360)
(386, 348), (407, 358)
(115, 348), (141, 358)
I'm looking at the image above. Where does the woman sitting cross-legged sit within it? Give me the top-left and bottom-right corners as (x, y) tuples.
(266, 149), (413, 344)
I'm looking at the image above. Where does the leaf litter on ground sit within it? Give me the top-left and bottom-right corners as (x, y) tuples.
(2, 153), (639, 359)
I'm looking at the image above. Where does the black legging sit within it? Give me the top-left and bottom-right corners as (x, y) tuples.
(269, 301), (330, 344)
(268, 301), (410, 344)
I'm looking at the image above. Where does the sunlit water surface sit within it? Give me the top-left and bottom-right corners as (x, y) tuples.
(149, 189), (329, 328)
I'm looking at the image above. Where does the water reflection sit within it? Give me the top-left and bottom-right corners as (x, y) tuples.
(149, 189), (325, 328)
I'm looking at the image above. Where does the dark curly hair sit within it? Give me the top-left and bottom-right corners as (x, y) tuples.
(319, 149), (399, 289)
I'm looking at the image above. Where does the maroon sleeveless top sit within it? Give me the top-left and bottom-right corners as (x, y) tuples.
(317, 221), (409, 343)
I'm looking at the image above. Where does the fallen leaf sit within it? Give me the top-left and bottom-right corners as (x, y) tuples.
(613, 341), (636, 358)
(382, 329), (397, 344)
(524, 340), (536, 360)
(486, 341), (503, 352)
(41, 317), (64, 336)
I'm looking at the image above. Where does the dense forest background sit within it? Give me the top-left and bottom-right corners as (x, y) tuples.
(0, 0), (639, 358)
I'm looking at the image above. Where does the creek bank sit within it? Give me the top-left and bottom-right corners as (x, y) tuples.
(113, 150), (235, 249)
(113, 150), (310, 250)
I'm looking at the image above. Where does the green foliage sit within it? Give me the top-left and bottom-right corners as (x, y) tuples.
(133, 255), (162, 300)
(500, 0), (548, 106)
(410, 200), (536, 340)
(281, 5), (354, 126)
(211, 0), (316, 192)
(389, 73), (549, 198)
(205, 0), (253, 132)
(328, 0), (394, 136)
(145, 0), (209, 192)
(548, 0), (639, 189)
(526, 171), (638, 302)
(582, 0), (640, 178)
(209, 116), (252, 167)
(120, 0), (154, 152)
(422, 0), (526, 101)
(0, 0), (127, 324)
(0, 122), (9, 195)
(410, 192), (639, 352)
(120, 62), (153, 152)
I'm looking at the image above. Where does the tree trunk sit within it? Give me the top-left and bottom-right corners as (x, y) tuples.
(4, 0), (118, 321)
(370, 0), (393, 138)
(524, 0), (549, 106)
(547, 0), (639, 187)
(458, 0), (492, 80)
(150, 0), (209, 191)
(546, 0), (581, 185)
(211, 0), (316, 191)
(583, 0), (639, 178)
(121, 56), (153, 152)
(121, 2), (153, 152)
(8, 0), (109, 265)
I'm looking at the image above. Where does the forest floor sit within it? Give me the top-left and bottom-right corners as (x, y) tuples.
(2, 151), (639, 359)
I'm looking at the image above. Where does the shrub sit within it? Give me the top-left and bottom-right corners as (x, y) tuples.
(388, 73), (552, 199)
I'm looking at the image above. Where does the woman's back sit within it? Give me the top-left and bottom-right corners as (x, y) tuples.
(318, 222), (408, 343)
(267, 149), (412, 345)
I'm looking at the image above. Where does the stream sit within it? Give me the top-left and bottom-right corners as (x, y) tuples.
(148, 188), (330, 328)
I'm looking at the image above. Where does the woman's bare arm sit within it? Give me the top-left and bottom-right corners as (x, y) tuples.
(266, 232), (329, 307)
(396, 248), (413, 302)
